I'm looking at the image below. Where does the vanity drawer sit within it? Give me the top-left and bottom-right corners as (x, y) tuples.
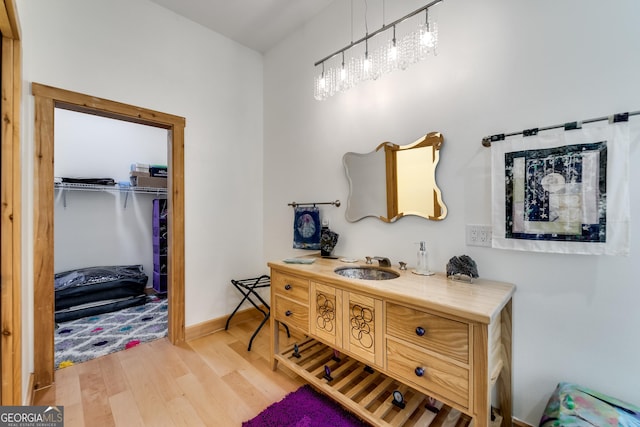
(386, 302), (469, 363)
(386, 338), (469, 409)
(274, 295), (309, 333)
(272, 271), (310, 304)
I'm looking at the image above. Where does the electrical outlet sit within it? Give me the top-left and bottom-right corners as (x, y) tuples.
(466, 224), (492, 247)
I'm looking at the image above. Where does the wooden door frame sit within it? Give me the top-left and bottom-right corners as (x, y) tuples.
(0, 0), (21, 405)
(32, 83), (186, 389)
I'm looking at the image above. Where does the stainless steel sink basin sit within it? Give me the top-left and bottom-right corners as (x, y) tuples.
(334, 266), (400, 280)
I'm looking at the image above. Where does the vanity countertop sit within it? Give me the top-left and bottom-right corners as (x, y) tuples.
(268, 255), (515, 324)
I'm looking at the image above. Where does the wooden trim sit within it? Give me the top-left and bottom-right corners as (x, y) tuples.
(33, 95), (55, 388)
(472, 323), (490, 426)
(384, 144), (397, 221)
(498, 300), (513, 427)
(432, 188), (442, 219)
(32, 84), (186, 388)
(0, 0), (19, 40)
(0, 0), (22, 405)
(31, 84), (184, 129)
(167, 124), (185, 344)
(11, 35), (22, 406)
(512, 418), (534, 427)
(185, 306), (265, 342)
(0, 2), (12, 38)
(25, 374), (35, 406)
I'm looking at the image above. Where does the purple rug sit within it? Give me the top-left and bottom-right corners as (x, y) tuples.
(243, 385), (370, 427)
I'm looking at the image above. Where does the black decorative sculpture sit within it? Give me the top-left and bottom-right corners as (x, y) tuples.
(293, 343), (301, 358)
(392, 390), (406, 409)
(323, 365), (333, 382)
(320, 226), (339, 257)
(446, 255), (479, 282)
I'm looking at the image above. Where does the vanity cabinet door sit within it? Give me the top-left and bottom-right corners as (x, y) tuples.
(310, 282), (342, 347)
(342, 291), (383, 367)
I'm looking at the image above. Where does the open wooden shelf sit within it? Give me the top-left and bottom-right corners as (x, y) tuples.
(275, 338), (472, 427)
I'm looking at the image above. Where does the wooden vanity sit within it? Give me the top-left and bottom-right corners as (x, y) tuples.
(269, 256), (515, 427)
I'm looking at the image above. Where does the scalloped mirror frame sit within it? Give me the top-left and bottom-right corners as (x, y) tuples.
(343, 132), (447, 222)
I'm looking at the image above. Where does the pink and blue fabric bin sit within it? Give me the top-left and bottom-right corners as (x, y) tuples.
(539, 382), (640, 427)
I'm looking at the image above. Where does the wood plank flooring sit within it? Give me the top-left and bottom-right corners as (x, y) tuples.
(34, 317), (304, 426)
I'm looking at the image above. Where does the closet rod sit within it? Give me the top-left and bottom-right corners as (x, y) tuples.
(481, 110), (640, 147)
(288, 200), (341, 208)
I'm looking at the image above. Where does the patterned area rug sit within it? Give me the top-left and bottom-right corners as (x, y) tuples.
(55, 296), (168, 369)
(243, 385), (370, 427)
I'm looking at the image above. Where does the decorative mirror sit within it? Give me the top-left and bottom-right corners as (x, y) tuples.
(343, 132), (447, 222)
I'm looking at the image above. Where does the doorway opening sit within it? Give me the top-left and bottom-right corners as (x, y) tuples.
(32, 83), (186, 389)
(53, 108), (170, 367)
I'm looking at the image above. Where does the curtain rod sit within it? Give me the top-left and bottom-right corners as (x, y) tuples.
(481, 110), (640, 147)
(288, 200), (341, 208)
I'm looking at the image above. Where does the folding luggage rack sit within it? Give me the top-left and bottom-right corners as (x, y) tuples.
(225, 275), (289, 350)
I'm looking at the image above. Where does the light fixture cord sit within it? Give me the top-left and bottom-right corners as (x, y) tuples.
(350, 0), (354, 43)
(382, 0), (385, 25)
(363, 0), (369, 35)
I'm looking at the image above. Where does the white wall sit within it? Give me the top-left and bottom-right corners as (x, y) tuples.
(264, 0), (640, 424)
(16, 0), (640, 421)
(18, 0), (264, 402)
(54, 109), (168, 281)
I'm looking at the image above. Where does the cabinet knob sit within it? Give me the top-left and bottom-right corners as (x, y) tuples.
(415, 367), (425, 377)
(285, 284), (292, 290)
(285, 310), (293, 317)
(415, 326), (425, 336)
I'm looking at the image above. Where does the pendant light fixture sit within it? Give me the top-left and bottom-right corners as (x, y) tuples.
(314, 0), (443, 101)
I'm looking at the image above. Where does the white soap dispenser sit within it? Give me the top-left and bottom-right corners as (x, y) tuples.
(413, 241), (434, 276)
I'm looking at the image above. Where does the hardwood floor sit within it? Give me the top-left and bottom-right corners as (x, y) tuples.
(34, 317), (304, 426)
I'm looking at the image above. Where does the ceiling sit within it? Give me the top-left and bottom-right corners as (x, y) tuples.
(148, 0), (334, 53)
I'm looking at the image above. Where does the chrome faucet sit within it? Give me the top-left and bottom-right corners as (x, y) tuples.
(370, 256), (391, 267)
